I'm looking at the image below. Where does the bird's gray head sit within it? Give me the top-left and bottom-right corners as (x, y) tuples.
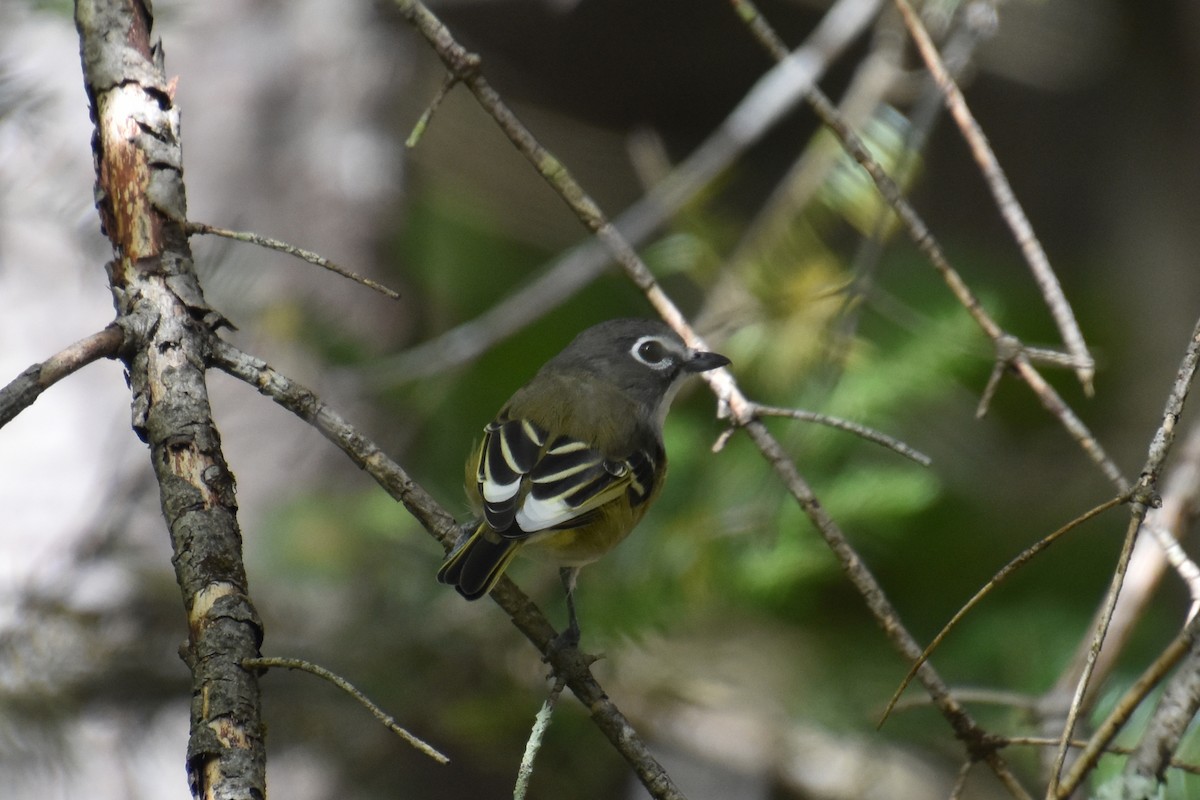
(546, 318), (730, 421)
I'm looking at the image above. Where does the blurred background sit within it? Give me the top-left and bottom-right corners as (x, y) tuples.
(3, 0), (1200, 797)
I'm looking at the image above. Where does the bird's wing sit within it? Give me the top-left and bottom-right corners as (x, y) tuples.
(476, 419), (659, 538)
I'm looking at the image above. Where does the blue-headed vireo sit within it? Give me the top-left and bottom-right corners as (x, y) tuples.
(437, 318), (730, 643)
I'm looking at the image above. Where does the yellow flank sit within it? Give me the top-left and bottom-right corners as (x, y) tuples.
(519, 487), (656, 566)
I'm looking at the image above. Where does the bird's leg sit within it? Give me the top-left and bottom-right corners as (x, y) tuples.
(553, 567), (581, 651)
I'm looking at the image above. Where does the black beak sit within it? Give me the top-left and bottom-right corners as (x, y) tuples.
(684, 349), (731, 373)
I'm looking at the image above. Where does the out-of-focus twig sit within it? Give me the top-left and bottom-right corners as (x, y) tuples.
(372, 0), (882, 384)
(892, 0), (1093, 394)
(1047, 314), (1200, 796)
(243, 657), (448, 763)
(727, 0), (1125, 493)
(187, 221), (402, 300)
(879, 495), (1125, 728)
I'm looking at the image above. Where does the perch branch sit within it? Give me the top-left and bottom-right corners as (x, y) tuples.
(390, 2), (1033, 793)
(209, 338), (686, 799)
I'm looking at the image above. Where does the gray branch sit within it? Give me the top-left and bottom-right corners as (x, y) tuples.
(74, 1), (266, 797)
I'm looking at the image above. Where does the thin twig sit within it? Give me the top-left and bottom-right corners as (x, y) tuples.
(1145, 521), (1200, 622)
(1122, 634), (1200, 789)
(752, 403), (932, 466)
(407, 71), (462, 148)
(1048, 313), (1200, 796)
(243, 656), (449, 763)
(1003, 737), (1200, 777)
(187, 221), (401, 300)
(0, 325), (123, 428)
(890, 686), (1040, 715)
(950, 759), (973, 800)
(1075, 424), (1200, 694)
(1047, 516), (1142, 798)
(892, 0), (1093, 394)
(978, 341), (1097, 419)
(514, 679), (565, 800)
(879, 496), (1124, 728)
(727, 0), (1125, 496)
(1054, 617), (1200, 797)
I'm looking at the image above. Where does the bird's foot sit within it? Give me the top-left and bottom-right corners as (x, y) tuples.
(543, 624), (601, 674)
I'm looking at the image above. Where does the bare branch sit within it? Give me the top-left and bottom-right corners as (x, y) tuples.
(1003, 738), (1200, 778)
(186, 221), (402, 300)
(892, 0), (1094, 393)
(406, 70), (461, 149)
(243, 657), (449, 764)
(1052, 424), (1200, 721)
(727, 0), (1126, 494)
(0, 325), (122, 428)
(751, 403), (932, 466)
(879, 496), (1125, 728)
(1048, 313), (1200, 794)
(1055, 617), (1200, 796)
(738, 418), (1032, 799)
(1121, 632), (1200, 790)
(209, 337), (459, 547)
(514, 680), (565, 800)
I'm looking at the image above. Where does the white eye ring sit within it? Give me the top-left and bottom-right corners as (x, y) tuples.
(630, 335), (675, 370)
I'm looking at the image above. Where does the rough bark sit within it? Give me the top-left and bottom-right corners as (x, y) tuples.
(74, 1), (266, 797)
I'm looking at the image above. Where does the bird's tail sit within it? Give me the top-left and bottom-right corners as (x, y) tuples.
(436, 523), (521, 600)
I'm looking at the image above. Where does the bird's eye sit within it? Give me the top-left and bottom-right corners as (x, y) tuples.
(632, 337), (672, 368)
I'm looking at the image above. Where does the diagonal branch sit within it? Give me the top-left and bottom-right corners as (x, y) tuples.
(727, 0), (1125, 493)
(1047, 313), (1200, 796)
(892, 0), (1093, 393)
(208, 338), (687, 800)
(210, 339), (459, 547)
(392, 1), (1030, 795)
(186, 221), (402, 301)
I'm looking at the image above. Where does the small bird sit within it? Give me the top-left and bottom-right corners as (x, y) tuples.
(437, 318), (729, 644)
